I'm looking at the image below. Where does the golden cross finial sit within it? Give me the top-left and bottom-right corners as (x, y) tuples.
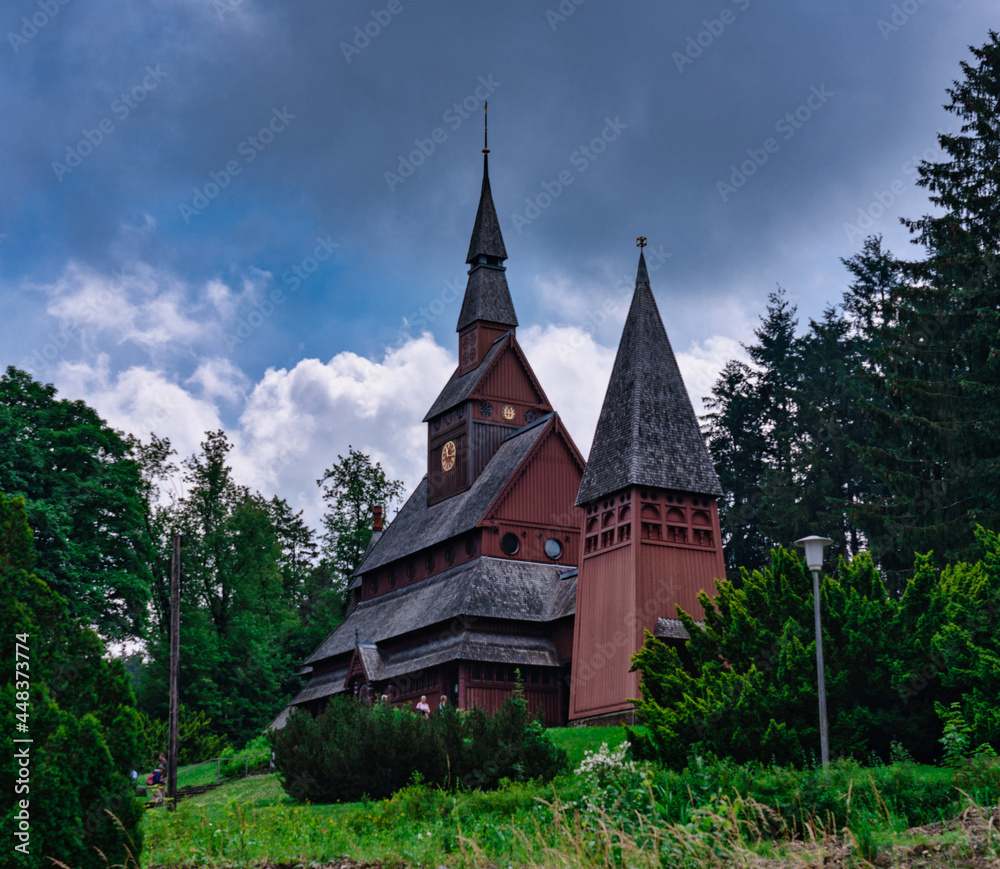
(636, 236), (647, 249)
(483, 102), (489, 155)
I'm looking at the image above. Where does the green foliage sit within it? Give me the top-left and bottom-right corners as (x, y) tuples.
(136, 431), (311, 746)
(137, 705), (231, 769)
(0, 367), (154, 639)
(317, 445), (404, 586)
(938, 701), (973, 767)
(630, 535), (1000, 768)
(705, 34), (1000, 580)
(0, 493), (144, 869)
(270, 690), (566, 803)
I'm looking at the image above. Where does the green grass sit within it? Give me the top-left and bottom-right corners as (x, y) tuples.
(139, 744), (1000, 868)
(548, 725), (628, 768)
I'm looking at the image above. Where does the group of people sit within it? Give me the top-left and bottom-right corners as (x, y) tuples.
(414, 694), (449, 718)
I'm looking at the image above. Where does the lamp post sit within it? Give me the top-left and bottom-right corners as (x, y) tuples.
(794, 535), (832, 767)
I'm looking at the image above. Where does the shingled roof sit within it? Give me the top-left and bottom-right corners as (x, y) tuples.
(466, 154), (508, 264)
(351, 418), (552, 577)
(423, 333), (507, 421)
(291, 629), (565, 707)
(456, 264), (518, 331)
(307, 556), (576, 666)
(457, 153), (517, 331)
(576, 251), (722, 505)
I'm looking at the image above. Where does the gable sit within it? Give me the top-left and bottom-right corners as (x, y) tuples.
(488, 417), (585, 528)
(473, 338), (551, 409)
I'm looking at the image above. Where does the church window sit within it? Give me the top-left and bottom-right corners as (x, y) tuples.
(445, 546), (455, 565)
(388, 570), (396, 588)
(500, 532), (520, 555)
(406, 561), (415, 579)
(465, 536), (477, 556)
(585, 535), (597, 553)
(544, 538), (562, 560)
(479, 401), (493, 417)
(425, 555), (435, 572)
(617, 525), (631, 543)
(471, 663), (482, 680)
(369, 576), (378, 593)
(601, 530), (614, 548)
(525, 409), (536, 423)
(484, 664), (495, 681)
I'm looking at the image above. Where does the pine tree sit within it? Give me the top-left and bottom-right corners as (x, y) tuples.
(864, 32), (1000, 567)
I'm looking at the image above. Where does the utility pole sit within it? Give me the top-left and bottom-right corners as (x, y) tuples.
(167, 534), (183, 810)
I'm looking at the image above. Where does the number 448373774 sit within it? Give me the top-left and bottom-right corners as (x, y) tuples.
(14, 634), (29, 725)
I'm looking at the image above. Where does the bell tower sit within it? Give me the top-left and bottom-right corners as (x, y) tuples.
(422, 108), (553, 506)
(568, 243), (727, 723)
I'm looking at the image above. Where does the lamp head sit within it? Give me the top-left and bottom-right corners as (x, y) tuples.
(793, 535), (833, 572)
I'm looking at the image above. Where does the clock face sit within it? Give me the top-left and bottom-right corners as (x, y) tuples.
(502, 404), (516, 421)
(441, 440), (456, 472)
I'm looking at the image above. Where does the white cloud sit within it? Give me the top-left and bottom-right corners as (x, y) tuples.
(38, 261), (213, 353)
(54, 355), (227, 477)
(187, 357), (250, 403)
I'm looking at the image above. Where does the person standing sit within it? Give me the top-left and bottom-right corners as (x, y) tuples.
(415, 695), (431, 718)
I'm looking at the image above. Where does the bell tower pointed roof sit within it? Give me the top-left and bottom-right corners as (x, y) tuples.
(457, 106), (517, 332)
(576, 246), (722, 505)
(465, 152), (509, 264)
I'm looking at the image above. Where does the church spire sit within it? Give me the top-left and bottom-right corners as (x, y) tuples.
(576, 242), (722, 505)
(457, 105), (517, 333)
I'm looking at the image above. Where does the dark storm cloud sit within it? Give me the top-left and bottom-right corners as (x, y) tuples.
(1, 0), (994, 377)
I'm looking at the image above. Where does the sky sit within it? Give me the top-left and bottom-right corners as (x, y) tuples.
(1, 0), (994, 530)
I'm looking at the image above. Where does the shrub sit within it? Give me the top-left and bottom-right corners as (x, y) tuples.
(270, 687), (567, 803)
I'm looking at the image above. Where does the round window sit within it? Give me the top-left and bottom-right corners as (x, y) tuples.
(465, 536), (477, 556)
(544, 538), (563, 560)
(500, 533), (520, 555)
(406, 561), (415, 579)
(425, 555), (435, 572)
(445, 546), (455, 565)
(369, 576), (378, 593)
(388, 570), (396, 588)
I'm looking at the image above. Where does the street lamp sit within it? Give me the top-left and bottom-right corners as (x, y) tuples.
(794, 535), (833, 767)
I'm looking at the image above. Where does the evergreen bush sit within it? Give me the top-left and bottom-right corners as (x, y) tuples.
(270, 686), (566, 803)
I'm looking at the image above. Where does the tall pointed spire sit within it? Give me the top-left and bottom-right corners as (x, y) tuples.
(458, 102), (516, 331)
(576, 244), (722, 505)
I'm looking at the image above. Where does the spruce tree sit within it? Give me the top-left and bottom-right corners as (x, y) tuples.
(865, 32), (1000, 567)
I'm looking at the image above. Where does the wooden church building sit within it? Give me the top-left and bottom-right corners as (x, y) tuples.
(289, 141), (727, 726)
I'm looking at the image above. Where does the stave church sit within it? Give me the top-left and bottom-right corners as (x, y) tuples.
(287, 132), (727, 726)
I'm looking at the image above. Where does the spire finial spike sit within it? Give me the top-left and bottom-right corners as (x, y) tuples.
(635, 237), (650, 285)
(483, 101), (489, 155)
